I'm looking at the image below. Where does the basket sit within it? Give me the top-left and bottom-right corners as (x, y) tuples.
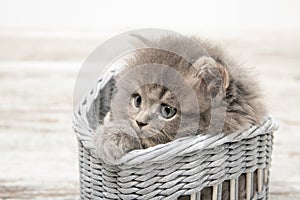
(73, 68), (278, 200)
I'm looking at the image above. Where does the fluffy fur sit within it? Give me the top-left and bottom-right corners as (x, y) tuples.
(93, 35), (266, 199)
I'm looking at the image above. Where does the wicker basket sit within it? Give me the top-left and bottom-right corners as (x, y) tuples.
(73, 69), (278, 200)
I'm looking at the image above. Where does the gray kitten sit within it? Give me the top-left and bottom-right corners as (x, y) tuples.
(93, 35), (266, 199)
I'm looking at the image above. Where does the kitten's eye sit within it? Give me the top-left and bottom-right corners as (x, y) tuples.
(132, 94), (142, 108)
(160, 104), (177, 119)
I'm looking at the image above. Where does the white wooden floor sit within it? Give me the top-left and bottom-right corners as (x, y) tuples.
(0, 30), (300, 199)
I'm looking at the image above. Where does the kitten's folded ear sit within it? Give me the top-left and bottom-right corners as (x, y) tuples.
(193, 57), (229, 98)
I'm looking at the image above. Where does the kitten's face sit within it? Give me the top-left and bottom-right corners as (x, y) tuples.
(127, 83), (181, 147)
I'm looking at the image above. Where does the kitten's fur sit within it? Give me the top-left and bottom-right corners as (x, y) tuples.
(93, 35), (266, 199)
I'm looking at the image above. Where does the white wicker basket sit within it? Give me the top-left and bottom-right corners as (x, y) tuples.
(73, 68), (278, 200)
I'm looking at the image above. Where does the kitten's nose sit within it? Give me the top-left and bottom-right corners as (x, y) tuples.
(136, 120), (147, 129)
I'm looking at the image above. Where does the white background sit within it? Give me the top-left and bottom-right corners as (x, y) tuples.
(0, 0), (299, 31)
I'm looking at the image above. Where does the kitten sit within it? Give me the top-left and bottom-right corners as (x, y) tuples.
(93, 35), (266, 199)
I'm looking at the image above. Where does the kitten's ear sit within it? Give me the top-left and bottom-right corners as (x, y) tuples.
(193, 57), (229, 98)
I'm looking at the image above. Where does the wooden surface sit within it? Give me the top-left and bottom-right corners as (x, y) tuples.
(0, 30), (299, 199)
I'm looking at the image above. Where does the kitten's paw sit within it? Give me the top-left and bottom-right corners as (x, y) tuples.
(93, 126), (126, 164)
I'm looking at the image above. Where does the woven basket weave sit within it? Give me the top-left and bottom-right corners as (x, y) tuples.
(73, 69), (278, 200)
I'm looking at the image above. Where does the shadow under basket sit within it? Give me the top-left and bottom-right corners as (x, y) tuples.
(73, 70), (279, 200)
